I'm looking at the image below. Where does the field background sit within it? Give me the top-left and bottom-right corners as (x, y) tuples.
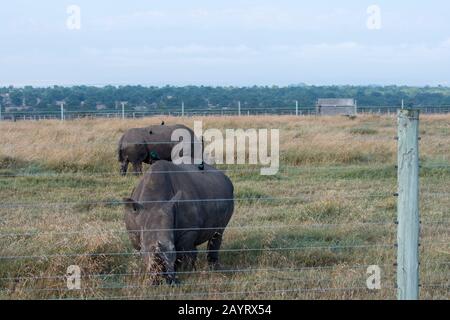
(0, 114), (448, 300)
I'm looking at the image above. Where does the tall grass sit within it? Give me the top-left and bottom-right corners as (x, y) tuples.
(0, 114), (448, 300)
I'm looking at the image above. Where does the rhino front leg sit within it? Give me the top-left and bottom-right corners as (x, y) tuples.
(120, 160), (129, 176)
(175, 247), (197, 272)
(164, 264), (179, 286)
(131, 162), (143, 175)
(175, 233), (198, 272)
(207, 232), (223, 269)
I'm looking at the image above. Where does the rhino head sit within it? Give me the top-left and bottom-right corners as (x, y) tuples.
(123, 192), (182, 285)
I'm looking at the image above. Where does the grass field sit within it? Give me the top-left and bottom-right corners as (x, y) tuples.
(0, 114), (449, 300)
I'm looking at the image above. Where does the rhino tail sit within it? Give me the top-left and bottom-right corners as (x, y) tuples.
(118, 136), (125, 161)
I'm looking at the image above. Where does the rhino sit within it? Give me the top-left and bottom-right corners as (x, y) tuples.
(123, 160), (234, 284)
(118, 123), (197, 175)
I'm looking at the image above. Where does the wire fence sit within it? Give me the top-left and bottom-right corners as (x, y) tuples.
(0, 115), (449, 300)
(2, 219), (449, 239)
(1, 262), (446, 289)
(0, 192), (406, 299)
(0, 244), (400, 261)
(0, 264), (392, 282)
(0, 165), (448, 180)
(1, 105), (450, 122)
(0, 191), (448, 210)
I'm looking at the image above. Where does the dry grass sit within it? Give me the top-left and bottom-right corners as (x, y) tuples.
(0, 114), (449, 300)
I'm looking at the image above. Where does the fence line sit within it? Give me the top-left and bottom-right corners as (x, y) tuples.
(56, 286), (399, 300)
(0, 193), (395, 209)
(1, 192), (448, 210)
(0, 108), (448, 300)
(0, 221), (396, 238)
(0, 137), (398, 147)
(0, 264), (390, 282)
(0, 220), (450, 238)
(3, 265), (447, 298)
(3, 277), (379, 294)
(2, 219), (447, 239)
(0, 141), (202, 146)
(0, 164), (447, 179)
(0, 167), (398, 178)
(2, 105), (450, 122)
(4, 139), (445, 150)
(2, 284), (402, 299)
(4, 261), (447, 283)
(421, 284), (450, 289)
(0, 243), (397, 261)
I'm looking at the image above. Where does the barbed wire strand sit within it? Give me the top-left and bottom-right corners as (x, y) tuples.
(54, 286), (399, 300)
(2, 277), (382, 294)
(5, 266), (448, 296)
(0, 223), (444, 240)
(0, 136), (401, 148)
(1, 220), (448, 239)
(0, 194), (395, 209)
(0, 165), (400, 178)
(0, 243), (396, 260)
(0, 264), (393, 282)
(0, 163), (447, 178)
(0, 221), (396, 238)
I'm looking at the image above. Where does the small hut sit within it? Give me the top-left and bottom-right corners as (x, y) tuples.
(316, 98), (357, 116)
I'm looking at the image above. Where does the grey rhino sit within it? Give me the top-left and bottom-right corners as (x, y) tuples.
(123, 160), (234, 284)
(118, 123), (197, 175)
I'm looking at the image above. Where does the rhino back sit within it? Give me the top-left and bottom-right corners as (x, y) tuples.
(119, 128), (151, 163)
(134, 161), (234, 246)
(145, 124), (196, 161)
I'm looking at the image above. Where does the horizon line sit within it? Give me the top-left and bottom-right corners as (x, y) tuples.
(1, 83), (450, 89)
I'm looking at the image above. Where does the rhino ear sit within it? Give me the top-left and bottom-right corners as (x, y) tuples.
(123, 198), (142, 214)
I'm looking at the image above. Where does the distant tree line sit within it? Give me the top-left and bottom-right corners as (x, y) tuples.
(1, 85), (450, 112)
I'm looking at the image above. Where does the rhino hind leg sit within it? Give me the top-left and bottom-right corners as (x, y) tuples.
(207, 232), (223, 269)
(131, 162), (143, 175)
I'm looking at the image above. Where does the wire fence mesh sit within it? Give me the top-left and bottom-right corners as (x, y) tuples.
(1, 105), (450, 122)
(0, 113), (449, 300)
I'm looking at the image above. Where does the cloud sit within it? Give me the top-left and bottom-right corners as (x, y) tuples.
(89, 6), (357, 32)
(2, 39), (450, 86)
(1, 2), (450, 86)
(78, 39), (450, 63)
(91, 10), (167, 30)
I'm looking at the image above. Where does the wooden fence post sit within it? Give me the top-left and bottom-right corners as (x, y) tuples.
(397, 109), (420, 300)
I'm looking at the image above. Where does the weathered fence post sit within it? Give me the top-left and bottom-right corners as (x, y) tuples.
(397, 109), (420, 300)
(0, 102), (2, 121)
(121, 102), (126, 119)
(181, 101), (185, 117)
(60, 102), (64, 121)
(238, 101), (241, 116)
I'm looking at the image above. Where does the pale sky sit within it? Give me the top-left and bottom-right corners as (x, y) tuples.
(1, 1), (449, 86)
